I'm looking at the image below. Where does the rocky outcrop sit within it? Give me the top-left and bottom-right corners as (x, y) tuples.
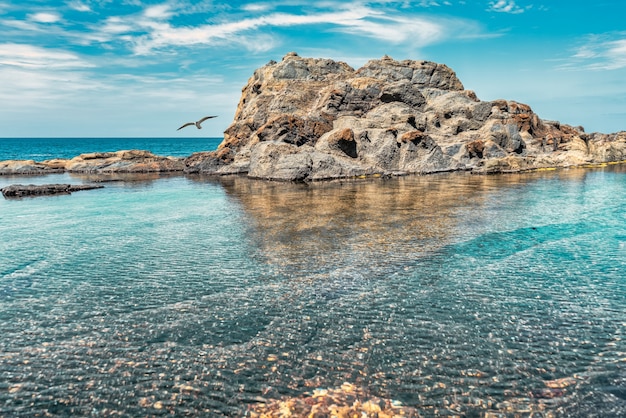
(0, 150), (185, 175)
(184, 52), (626, 181)
(64, 150), (185, 173)
(0, 160), (64, 175)
(1, 184), (104, 198)
(2, 54), (624, 181)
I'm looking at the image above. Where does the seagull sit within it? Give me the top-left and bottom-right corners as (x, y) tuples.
(177, 115), (217, 131)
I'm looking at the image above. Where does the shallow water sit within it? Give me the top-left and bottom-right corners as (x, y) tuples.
(1, 167), (625, 416)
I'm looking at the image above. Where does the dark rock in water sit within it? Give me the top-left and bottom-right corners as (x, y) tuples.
(184, 52), (626, 181)
(1, 184), (104, 198)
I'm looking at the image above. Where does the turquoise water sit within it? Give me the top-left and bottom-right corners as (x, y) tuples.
(0, 137), (223, 160)
(1, 164), (625, 416)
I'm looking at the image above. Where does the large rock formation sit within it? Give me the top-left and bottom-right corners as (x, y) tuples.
(2, 54), (624, 181)
(184, 52), (626, 181)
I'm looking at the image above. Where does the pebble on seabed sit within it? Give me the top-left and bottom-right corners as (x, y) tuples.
(247, 382), (420, 417)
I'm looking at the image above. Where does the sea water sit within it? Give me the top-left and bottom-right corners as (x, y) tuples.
(0, 141), (625, 416)
(0, 137), (223, 160)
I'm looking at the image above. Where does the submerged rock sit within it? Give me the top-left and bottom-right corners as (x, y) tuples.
(184, 52), (626, 181)
(1, 184), (104, 198)
(247, 382), (420, 417)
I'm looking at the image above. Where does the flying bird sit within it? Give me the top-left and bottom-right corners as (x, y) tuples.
(177, 115), (217, 131)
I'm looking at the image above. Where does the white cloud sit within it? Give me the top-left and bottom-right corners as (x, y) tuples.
(143, 4), (173, 19)
(28, 12), (62, 23)
(0, 43), (94, 69)
(488, 0), (525, 14)
(333, 13), (445, 44)
(102, 16), (135, 34)
(120, 3), (481, 54)
(602, 39), (626, 69)
(0, 66), (98, 100)
(566, 35), (626, 71)
(241, 3), (272, 12)
(0, 18), (42, 31)
(0, 60), (233, 137)
(3, 1), (486, 59)
(0, 46), (102, 115)
(68, 1), (92, 12)
(416, 0), (447, 6)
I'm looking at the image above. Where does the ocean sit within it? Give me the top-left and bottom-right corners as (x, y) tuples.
(1, 138), (625, 416)
(0, 137), (224, 161)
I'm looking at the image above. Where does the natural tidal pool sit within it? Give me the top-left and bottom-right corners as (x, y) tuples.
(1, 167), (625, 417)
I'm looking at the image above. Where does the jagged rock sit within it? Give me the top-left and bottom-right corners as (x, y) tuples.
(184, 53), (626, 180)
(1, 184), (104, 198)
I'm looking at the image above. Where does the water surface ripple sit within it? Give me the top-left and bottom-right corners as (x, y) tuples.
(1, 168), (625, 417)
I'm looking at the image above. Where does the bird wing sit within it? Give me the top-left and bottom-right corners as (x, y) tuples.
(177, 122), (195, 131)
(197, 115), (218, 124)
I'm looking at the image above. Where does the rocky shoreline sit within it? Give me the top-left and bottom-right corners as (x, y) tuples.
(0, 150), (185, 176)
(2, 53), (625, 181)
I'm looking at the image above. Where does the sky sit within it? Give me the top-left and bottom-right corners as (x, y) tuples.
(1, 0), (625, 138)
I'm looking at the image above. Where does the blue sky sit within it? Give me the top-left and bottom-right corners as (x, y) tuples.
(1, 0), (625, 138)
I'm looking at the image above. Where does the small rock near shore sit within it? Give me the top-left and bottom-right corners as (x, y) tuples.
(1, 184), (104, 198)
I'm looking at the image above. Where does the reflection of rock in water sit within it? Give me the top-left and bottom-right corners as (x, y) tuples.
(70, 171), (180, 185)
(213, 170), (594, 281)
(217, 174), (458, 276)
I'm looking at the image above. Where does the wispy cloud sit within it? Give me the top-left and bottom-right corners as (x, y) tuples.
(67, 1), (91, 13)
(0, 44), (100, 113)
(0, 45), (225, 122)
(241, 3), (272, 12)
(1, 1), (488, 58)
(0, 0), (490, 136)
(0, 43), (94, 68)
(143, 4), (173, 20)
(567, 34), (626, 70)
(92, 2), (485, 55)
(488, 0), (525, 14)
(415, 0), (452, 6)
(28, 12), (62, 23)
(101, 16), (135, 35)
